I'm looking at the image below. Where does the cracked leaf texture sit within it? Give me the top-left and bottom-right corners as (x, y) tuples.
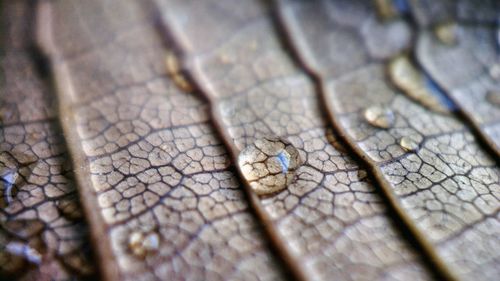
(1, 0), (499, 280)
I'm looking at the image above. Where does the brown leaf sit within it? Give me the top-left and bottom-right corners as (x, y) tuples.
(1, 0), (499, 280)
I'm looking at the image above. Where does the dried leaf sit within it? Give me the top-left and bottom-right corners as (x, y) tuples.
(1, 0), (499, 280)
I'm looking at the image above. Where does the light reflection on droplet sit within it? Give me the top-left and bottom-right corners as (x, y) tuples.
(128, 231), (160, 258)
(388, 55), (449, 113)
(5, 242), (42, 265)
(363, 105), (395, 129)
(165, 51), (193, 92)
(399, 136), (420, 152)
(238, 136), (302, 196)
(1, 170), (19, 207)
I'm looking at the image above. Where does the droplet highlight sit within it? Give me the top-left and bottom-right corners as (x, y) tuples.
(0, 169), (19, 207)
(165, 51), (193, 92)
(5, 242), (43, 265)
(238, 137), (302, 196)
(363, 105), (395, 129)
(128, 231), (160, 258)
(388, 55), (450, 113)
(434, 22), (458, 45)
(399, 136), (420, 152)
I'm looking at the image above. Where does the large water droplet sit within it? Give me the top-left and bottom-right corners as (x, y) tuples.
(388, 55), (450, 113)
(363, 105), (395, 129)
(399, 136), (420, 152)
(238, 137), (302, 196)
(128, 231), (160, 258)
(434, 22), (458, 45)
(486, 90), (500, 107)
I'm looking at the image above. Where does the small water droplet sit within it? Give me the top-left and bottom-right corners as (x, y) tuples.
(363, 105), (395, 129)
(486, 90), (500, 106)
(165, 51), (181, 76)
(5, 242), (43, 265)
(0, 169), (19, 207)
(238, 137), (302, 196)
(434, 22), (458, 45)
(1, 153), (38, 208)
(388, 55), (450, 113)
(399, 136), (420, 152)
(128, 231), (159, 258)
(165, 51), (193, 92)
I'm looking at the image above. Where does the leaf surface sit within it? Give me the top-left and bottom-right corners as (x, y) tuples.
(1, 2), (95, 280)
(273, 1), (500, 280)
(1, 0), (500, 280)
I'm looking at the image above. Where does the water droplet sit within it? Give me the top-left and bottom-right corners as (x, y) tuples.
(1, 153), (38, 208)
(0, 222), (47, 277)
(399, 136), (420, 152)
(238, 137), (302, 196)
(165, 51), (193, 92)
(5, 242), (43, 265)
(486, 90), (500, 106)
(388, 55), (450, 113)
(165, 51), (181, 76)
(57, 197), (83, 221)
(489, 64), (500, 81)
(0, 169), (19, 207)
(363, 105), (395, 129)
(128, 231), (159, 258)
(434, 22), (458, 45)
